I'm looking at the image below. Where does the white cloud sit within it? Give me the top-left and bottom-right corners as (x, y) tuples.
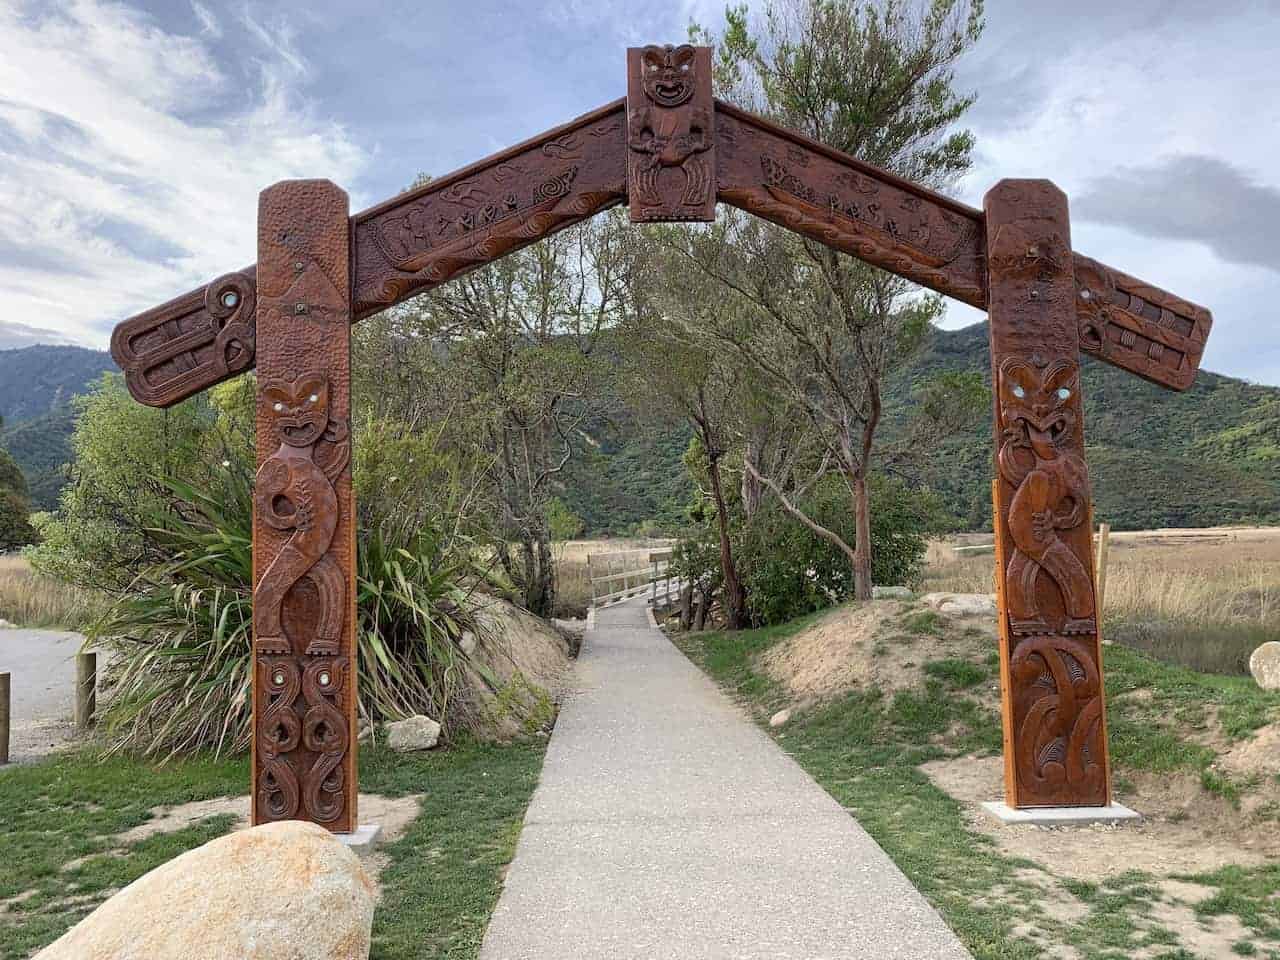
(190, 1), (221, 39)
(0, 0), (368, 349)
(941, 4), (1280, 384)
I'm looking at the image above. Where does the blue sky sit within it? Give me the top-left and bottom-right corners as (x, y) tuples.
(3, 0), (1279, 385)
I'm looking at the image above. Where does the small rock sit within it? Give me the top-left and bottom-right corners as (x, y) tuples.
(385, 714), (441, 752)
(1250, 641), (1280, 691)
(357, 719), (374, 744)
(872, 585), (912, 600)
(769, 708), (792, 728)
(0, 618), (12, 629)
(458, 630), (477, 655)
(34, 821), (374, 960)
(919, 592), (997, 617)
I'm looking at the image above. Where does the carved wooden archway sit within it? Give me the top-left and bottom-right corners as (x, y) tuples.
(112, 44), (1212, 831)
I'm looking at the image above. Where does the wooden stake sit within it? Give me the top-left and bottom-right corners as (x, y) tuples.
(1095, 522), (1111, 627)
(0, 672), (10, 764)
(75, 652), (96, 729)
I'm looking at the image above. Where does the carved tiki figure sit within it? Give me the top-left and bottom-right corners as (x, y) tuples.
(627, 44), (715, 220)
(996, 357), (1095, 636)
(254, 373), (350, 656)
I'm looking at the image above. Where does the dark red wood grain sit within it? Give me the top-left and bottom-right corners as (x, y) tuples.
(251, 180), (358, 832)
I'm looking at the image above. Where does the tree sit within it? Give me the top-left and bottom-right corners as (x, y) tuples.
(621, 249), (750, 628)
(0, 416), (35, 550)
(358, 211), (634, 616)
(681, 0), (987, 599)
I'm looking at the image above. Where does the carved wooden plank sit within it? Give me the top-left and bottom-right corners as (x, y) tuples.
(985, 179), (1110, 808)
(109, 267), (256, 408)
(715, 101), (988, 307)
(252, 180), (357, 833)
(352, 99), (627, 316)
(625, 44), (715, 222)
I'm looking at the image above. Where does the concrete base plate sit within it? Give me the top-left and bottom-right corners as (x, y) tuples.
(981, 801), (1141, 826)
(335, 823), (382, 855)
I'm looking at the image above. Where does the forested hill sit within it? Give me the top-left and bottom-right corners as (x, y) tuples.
(883, 322), (1280, 531)
(566, 322), (1280, 534)
(3, 333), (1279, 531)
(0, 345), (115, 509)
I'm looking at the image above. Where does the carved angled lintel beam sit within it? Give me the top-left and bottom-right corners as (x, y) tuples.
(110, 95), (1211, 410)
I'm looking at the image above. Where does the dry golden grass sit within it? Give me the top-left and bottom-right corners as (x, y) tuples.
(922, 527), (1280, 675)
(0, 555), (105, 630)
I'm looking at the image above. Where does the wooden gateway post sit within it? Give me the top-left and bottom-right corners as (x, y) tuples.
(111, 45), (1213, 822)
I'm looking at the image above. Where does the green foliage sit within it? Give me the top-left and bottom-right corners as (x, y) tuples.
(734, 475), (944, 625)
(0, 440), (35, 549)
(545, 497), (585, 541)
(0, 345), (115, 422)
(26, 373), (228, 590)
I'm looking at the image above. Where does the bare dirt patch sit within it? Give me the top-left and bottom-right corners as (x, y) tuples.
(921, 755), (1276, 879)
(759, 600), (999, 705)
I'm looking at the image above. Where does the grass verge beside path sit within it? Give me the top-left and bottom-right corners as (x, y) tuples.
(0, 739), (545, 960)
(673, 609), (1280, 960)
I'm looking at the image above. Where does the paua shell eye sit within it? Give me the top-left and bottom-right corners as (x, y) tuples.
(273, 401), (283, 412)
(308, 394), (318, 403)
(1012, 385), (1025, 398)
(1057, 387), (1071, 400)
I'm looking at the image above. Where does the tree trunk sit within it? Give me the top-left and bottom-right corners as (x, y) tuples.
(706, 452), (747, 629)
(679, 583), (694, 629)
(693, 587), (710, 631)
(741, 443), (763, 520)
(851, 472), (873, 601)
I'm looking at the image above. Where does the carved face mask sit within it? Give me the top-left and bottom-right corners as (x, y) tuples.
(999, 358), (1079, 460)
(640, 44), (696, 107)
(263, 375), (329, 447)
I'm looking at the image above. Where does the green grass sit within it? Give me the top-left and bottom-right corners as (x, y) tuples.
(672, 607), (1280, 960)
(0, 739), (546, 960)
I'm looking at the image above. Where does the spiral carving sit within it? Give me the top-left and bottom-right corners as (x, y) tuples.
(257, 659), (301, 821)
(301, 659), (348, 824)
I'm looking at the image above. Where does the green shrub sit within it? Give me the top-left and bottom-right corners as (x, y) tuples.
(90, 466), (499, 759)
(734, 475), (944, 626)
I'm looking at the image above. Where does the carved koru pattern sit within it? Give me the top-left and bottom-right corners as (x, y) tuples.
(257, 658), (301, 821)
(1010, 637), (1105, 798)
(626, 44), (715, 221)
(302, 659), (349, 823)
(985, 180), (1109, 808)
(253, 180), (357, 832)
(254, 374), (350, 656)
(110, 267), (258, 407)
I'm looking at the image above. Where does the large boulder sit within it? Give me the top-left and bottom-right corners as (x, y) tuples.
(35, 821), (375, 960)
(1250, 641), (1280, 691)
(386, 714), (442, 752)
